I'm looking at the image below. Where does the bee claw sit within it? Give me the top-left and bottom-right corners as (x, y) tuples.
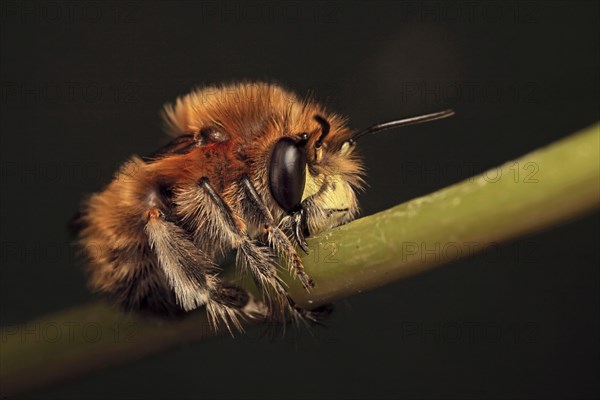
(298, 239), (309, 254)
(292, 208), (309, 254)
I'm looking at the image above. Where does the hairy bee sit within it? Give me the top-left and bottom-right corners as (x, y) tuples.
(76, 82), (453, 330)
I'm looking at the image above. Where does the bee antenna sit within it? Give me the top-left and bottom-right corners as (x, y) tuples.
(349, 109), (455, 144)
(313, 115), (330, 148)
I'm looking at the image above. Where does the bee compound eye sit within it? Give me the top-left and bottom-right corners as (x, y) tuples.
(268, 137), (307, 213)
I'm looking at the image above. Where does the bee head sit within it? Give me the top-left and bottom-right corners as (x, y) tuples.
(267, 106), (455, 238)
(271, 120), (359, 241)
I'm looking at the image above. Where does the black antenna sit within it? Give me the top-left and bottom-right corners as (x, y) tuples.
(350, 109), (455, 143)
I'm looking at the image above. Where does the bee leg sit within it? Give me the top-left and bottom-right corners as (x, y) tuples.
(238, 174), (315, 290)
(143, 207), (250, 332)
(175, 178), (293, 322)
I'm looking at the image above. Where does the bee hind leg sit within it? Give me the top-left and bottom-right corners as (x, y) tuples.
(143, 207), (252, 332)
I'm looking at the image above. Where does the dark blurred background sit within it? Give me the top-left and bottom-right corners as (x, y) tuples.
(1, 1), (599, 398)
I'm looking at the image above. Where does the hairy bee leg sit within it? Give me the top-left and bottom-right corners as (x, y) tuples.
(143, 208), (249, 331)
(175, 178), (292, 321)
(238, 175), (315, 290)
(198, 178), (289, 297)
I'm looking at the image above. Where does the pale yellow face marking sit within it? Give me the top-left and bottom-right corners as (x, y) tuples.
(301, 166), (353, 210)
(301, 166), (322, 201)
(301, 142), (355, 208)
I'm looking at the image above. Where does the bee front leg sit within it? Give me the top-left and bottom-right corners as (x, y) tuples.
(237, 174), (315, 291)
(144, 207), (250, 331)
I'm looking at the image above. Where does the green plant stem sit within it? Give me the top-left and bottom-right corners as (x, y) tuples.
(1, 123), (598, 396)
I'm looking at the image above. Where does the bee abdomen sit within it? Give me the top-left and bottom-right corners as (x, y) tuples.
(79, 157), (186, 316)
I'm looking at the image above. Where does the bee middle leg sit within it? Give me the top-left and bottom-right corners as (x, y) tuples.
(175, 178), (295, 322)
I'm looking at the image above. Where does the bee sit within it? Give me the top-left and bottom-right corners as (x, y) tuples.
(76, 82), (453, 331)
